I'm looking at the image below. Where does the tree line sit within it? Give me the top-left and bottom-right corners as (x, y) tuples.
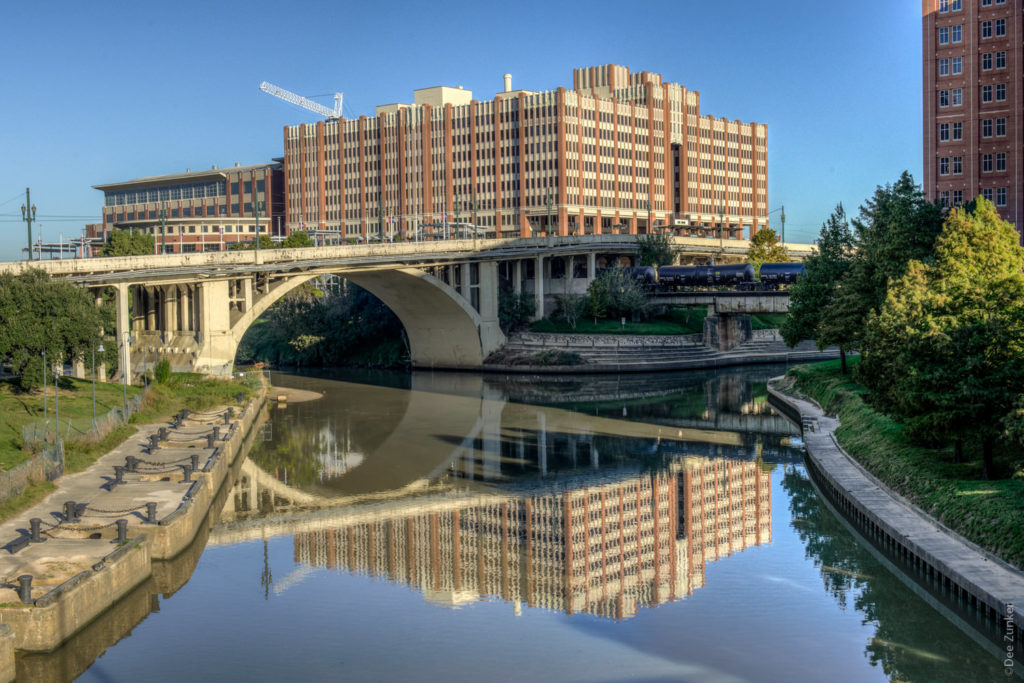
(781, 171), (1024, 479)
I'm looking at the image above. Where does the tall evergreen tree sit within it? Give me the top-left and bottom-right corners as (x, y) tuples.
(859, 198), (1024, 479)
(780, 204), (854, 370)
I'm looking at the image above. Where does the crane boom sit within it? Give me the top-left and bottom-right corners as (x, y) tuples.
(259, 81), (343, 120)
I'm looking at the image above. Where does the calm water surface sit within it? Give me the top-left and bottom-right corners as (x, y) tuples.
(44, 366), (1011, 682)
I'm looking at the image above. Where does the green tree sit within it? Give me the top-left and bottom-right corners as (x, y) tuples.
(280, 231), (315, 249)
(746, 227), (788, 276)
(598, 267), (648, 320)
(229, 235), (274, 250)
(0, 270), (104, 389)
(859, 198), (1024, 479)
(635, 233), (675, 267)
(780, 205), (854, 370)
(100, 229), (156, 257)
(585, 276), (611, 322)
(840, 171), (944, 353)
(498, 289), (535, 333)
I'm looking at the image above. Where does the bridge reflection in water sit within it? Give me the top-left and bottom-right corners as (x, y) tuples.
(214, 368), (792, 620)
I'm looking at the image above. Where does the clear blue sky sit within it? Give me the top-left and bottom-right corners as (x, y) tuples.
(0, 0), (922, 261)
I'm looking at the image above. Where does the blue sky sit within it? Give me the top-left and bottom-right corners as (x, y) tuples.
(0, 0), (922, 261)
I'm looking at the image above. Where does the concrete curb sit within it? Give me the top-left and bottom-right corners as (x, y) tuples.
(767, 381), (1024, 652)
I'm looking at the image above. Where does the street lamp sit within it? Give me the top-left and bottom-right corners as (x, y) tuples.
(254, 199), (264, 253)
(718, 206), (726, 254)
(159, 202), (168, 254)
(92, 342), (104, 433)
(767, 205), (786, 245)
(545, 188), (553, 237)
(41, 349), (47, 422)
(54, 360), (61, 448)
(121, 332), (132, 421)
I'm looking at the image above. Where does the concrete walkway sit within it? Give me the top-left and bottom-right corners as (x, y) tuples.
(768, 382), (1024, 643)
(0, 408), (236, 605)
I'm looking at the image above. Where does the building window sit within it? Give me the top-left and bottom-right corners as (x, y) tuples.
(939, 59), (949, 76)
(952, 122), (962, 140)
(983, 53), (993, 70)
(940, 0), (949, 10)
(982, 119), (993, 137)
(938, 90), (949, 107)
(996, 84), (1006, 101)
(952, 25), (962, 42)
(982, 0), (992, 5)
(983, 188), (994, 201)
(939, 26), (949, 43)
(939, 157), (950, 175)
(952, 0), (961, 8)
(983, 153), (993, 172)
(997, 187), (1007, 206)
(939, 123), (950, 141)
(953, 190), (963, 205)
(952, 88), (962, 105)
(996, 152), (1006, 171)
(997, 117), (1006, 136)
(952, 156), (963, 174)
(952, 56), (962, 74)
(995, 18), (1006, 36)
(982, 21), (992, 39)
(996, 51), (1006, 69)
(940, 190), (950, 207)
(982, 85), (993, 102)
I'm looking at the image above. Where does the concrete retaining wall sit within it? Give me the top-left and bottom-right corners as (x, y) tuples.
(768, 382), (1024, 655)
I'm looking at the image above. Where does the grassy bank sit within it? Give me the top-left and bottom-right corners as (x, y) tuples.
(531, 308), (788, 335)
(0, 377), (141, 471)
(784, 358), (1024, 569)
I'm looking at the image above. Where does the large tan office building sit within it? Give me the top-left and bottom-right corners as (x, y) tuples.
(282, 64), (770, 242)
(923, 0), (1024, 237)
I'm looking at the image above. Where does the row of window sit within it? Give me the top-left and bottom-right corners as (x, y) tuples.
(938, 0), (963, 12)
(938, 155), (1010, 175)
(938, 86), (1009, 108)
(981, 18), (1007, 38)
(938, 56), (962, 76)
(938, 88), (963, 107)
(981, 83), (1007, 102)
(938, 188), (1007, 207)
(982, 51), (1007, 70)
(938, 17), (1006, 45)
(938, 25), (962, 44)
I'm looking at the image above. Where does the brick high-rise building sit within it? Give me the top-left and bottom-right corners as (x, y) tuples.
(283, 65), (770, 242)
(923, 0), (1024, 237)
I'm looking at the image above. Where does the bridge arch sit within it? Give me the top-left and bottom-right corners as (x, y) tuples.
(225, 267), (504, 372)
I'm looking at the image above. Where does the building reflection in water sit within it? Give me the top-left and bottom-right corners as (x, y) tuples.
(280, 457), (771, 620)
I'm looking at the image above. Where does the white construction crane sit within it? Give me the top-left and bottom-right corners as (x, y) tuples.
(259, 81), (343, 120)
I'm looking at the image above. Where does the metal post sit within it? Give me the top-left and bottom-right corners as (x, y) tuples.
(21, 188), (36, 261)
(17, 575), (32, 603)
(115, 519), (127, 544)
(780, 205), (786, 246)
(29, 518), (42, 543)
(54, 362), (60, 448)
(718, 206), (725, 254)
(41, 349), (47, 423)
(254, 199), (264, 253)
(146, 502), (158, 524)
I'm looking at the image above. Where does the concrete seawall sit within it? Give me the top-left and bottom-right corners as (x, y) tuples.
(0, 381), (267, 669)
(768, 382), (1024, 658)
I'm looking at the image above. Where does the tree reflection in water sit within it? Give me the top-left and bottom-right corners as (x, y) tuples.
(782, 466), (1009, 681)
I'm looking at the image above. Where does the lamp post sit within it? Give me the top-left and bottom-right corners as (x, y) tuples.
(471, 197), (478, 249)
(545, 188), (553, 237)
(454, 198), (461, 239)
(718, 206), (726, 255)
(646, 200), (652, 235)
(159, 202), (168, 254)
(54, 360), (60, 448)
(92, 342), (104, 433)
(41, 349), (47, 422)
(121, 332), (130, 421)
(254, 199), (264, 253)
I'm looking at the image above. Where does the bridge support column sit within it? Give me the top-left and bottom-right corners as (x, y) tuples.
(163, 286), (178, 338)
(703, 312), (752, 351)
(477, 261), (502, 359)
(193, 281), (234, 376)
(586, 252), (596, 282)
(115, 283), (132, 381)
(532, 256), (545, 320)
(180, 286), (192, 332)
(513, 260), (522, 296)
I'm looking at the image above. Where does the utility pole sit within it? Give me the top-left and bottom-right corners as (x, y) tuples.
(780, 205), (786, 245)
(471, 197), (478, 248)
(718, 206), (726, 261)
(545, 188), (553, 237)
(21, 188), (36, 261)
(646, 200), (652, 235)
(454, 198), (461, 239)
(377, 202), (383, 240)
(159, 202), (168, 254)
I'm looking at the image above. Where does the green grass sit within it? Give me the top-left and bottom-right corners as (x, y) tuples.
(531, 307), (708, 335)
(0, 480), (55, 524)
(0, 377), (141, 471)
(785, 357), (1024, 569)
(130, 373), (255, 425)
(531, 308), (789, 335)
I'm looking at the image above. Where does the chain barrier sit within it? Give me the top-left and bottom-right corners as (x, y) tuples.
(83, 503), (149, 515)
(42, 520), (122, 537)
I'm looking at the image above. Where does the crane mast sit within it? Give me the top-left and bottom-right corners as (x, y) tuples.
(259, 81), (343, 120)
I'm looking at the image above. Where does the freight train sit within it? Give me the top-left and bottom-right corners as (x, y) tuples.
(624, 262), (804, 291)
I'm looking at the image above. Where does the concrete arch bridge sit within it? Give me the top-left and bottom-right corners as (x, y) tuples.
(0, 235), (811, 377)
